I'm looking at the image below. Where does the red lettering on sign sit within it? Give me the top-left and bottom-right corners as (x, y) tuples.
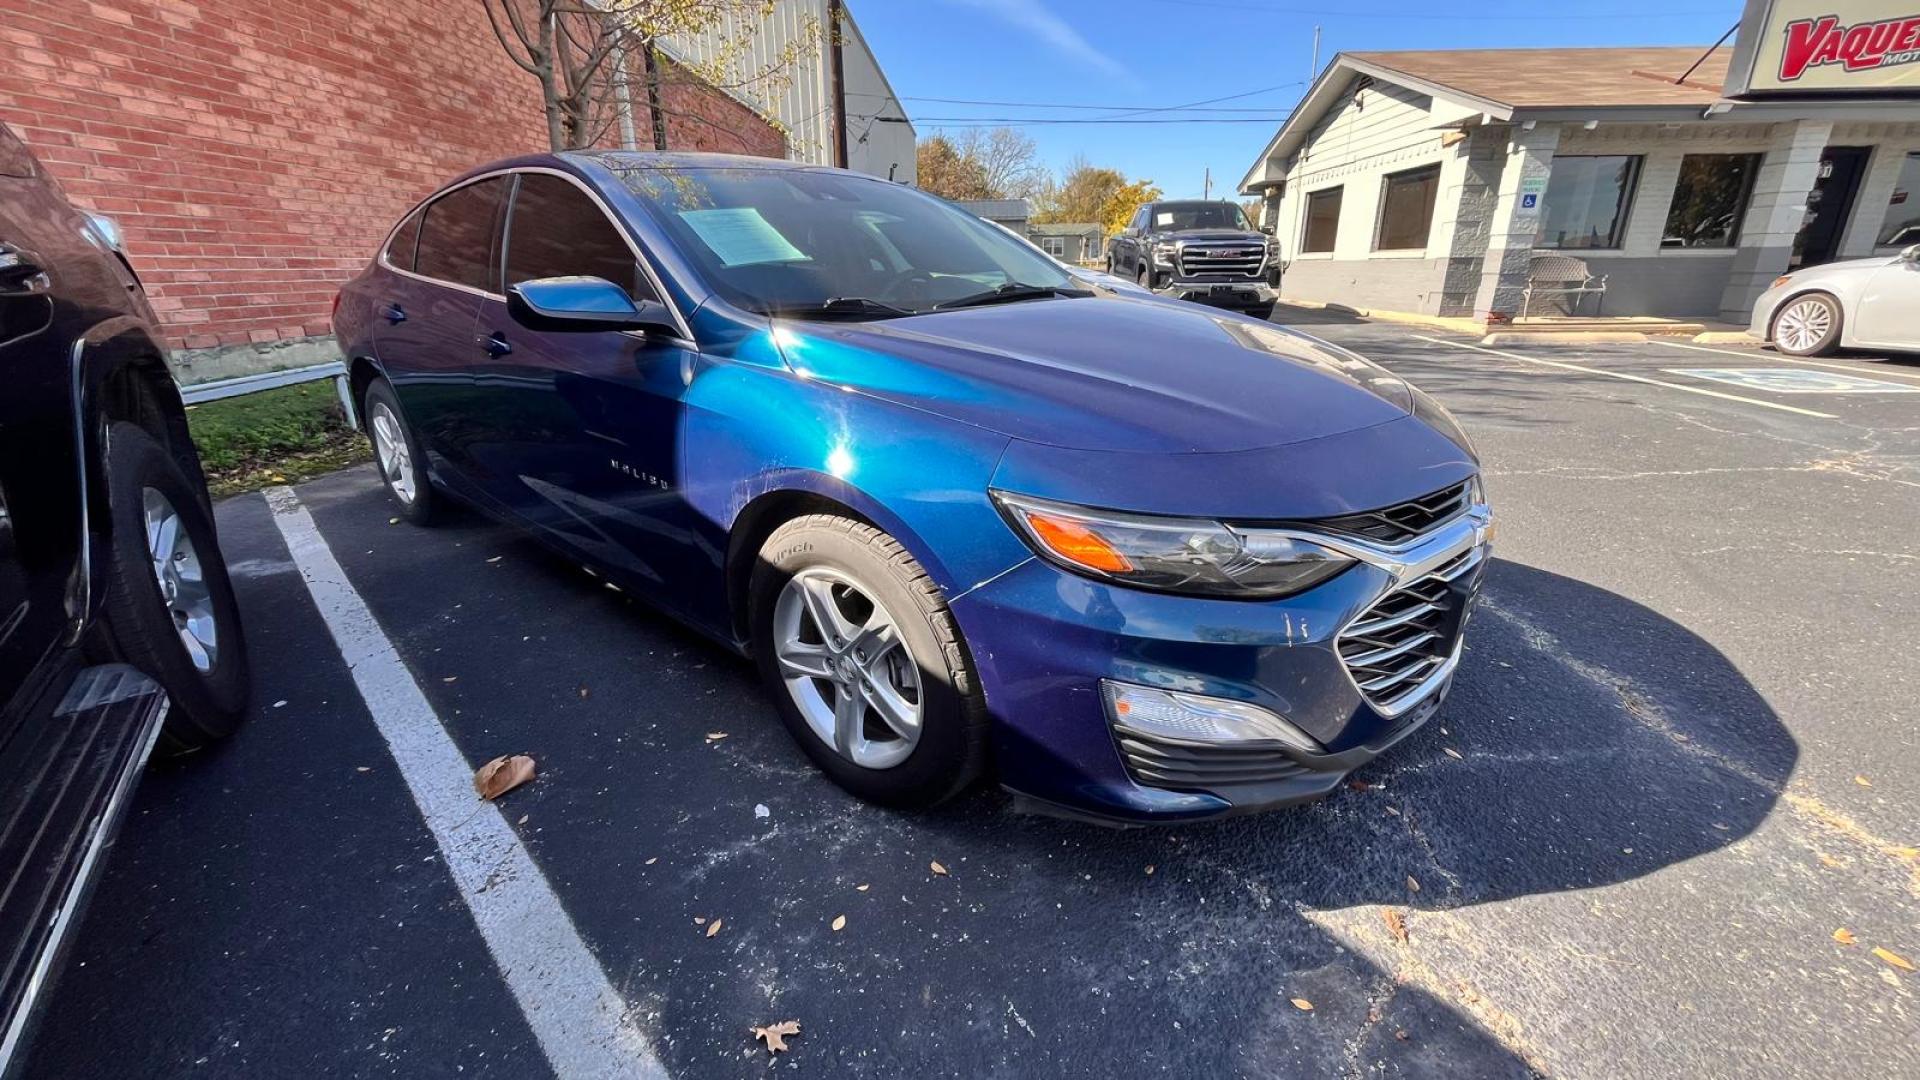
(1778, 11), (1920, 81)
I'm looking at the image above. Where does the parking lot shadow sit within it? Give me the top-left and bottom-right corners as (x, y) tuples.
(91, 480), (1791, 1078)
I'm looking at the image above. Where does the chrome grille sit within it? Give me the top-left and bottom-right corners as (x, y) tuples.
(1338, 549), (1480, 712)
(1320, 480), (1472, 546)
(1115, 725), (1309, 792)
(1177, 243), (1265, 280)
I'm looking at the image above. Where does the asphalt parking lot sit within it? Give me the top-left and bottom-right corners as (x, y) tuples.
(24, 310), (1920, 1079)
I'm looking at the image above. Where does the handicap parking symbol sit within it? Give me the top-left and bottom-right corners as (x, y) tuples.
(1664, 367), (1920, 394)
(1520, 193), (1537, 209)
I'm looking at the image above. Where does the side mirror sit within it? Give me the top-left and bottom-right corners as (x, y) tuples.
(507, 276), (677, 335)
(1259, 223), (1276, 236)
(1902, 244), (1920, 264)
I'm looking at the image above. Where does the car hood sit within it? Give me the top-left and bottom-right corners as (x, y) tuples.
(1781, 254), (1901, 283)
(769, 296), (1413, 454)
(1158, 229), (1266, 244)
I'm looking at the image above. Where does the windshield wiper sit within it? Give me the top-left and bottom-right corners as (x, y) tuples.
(931, 282), (1094, 311)
(769, 296), (914, 320)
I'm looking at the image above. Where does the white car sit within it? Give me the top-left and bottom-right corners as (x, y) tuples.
(1750, 244), (1920, 355)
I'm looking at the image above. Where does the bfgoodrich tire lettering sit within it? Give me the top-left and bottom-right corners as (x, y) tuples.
(750, 515), (988, 807)
(97, 422), (250, 750)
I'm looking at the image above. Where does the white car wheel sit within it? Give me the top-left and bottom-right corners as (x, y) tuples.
(1772, 294), (1842, 356)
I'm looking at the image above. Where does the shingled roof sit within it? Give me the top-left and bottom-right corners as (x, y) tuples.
(1346, 46), (1729, 110)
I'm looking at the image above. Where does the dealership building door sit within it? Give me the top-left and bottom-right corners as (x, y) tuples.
(1793, 146), (1873, 268)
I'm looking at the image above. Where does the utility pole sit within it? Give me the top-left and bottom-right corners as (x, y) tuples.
(828, 0), (849, 169)
(1203, 166), (1211, 199)
(1311, 25), (1321, 80)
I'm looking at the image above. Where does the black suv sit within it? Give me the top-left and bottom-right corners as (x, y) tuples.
(1107, 200), (1280, 318)
(0, 121), (248, 1069)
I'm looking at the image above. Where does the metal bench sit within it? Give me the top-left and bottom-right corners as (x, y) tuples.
(1521, 254), (1608, 318)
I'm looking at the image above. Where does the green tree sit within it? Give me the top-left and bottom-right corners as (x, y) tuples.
(915, 135), (993, 200)
(1036, 157), (1125, 225)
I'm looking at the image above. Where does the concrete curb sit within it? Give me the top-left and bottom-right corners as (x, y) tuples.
(1693, 331), (1761, 345)
(1480, 331), (1649, 345)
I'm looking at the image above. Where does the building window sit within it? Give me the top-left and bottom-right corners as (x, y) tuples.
(1878, 152), (1920, 247)
(1040, 236), (1066, 257)
(1302, 187), (1342, 253)
(1374, 165), (1440, 251)
(1536, 156), (1640, 250)
(1661, 154), (1760, 248)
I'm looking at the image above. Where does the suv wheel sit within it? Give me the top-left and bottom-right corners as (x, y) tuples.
(750, 515), (988, 807)
(96, 422), (250, 750)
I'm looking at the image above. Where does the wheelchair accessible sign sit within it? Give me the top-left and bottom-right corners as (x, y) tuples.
(1664, 367), (1920, 394)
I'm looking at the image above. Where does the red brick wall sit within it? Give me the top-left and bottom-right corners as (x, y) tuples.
(0, 0), (785, 351)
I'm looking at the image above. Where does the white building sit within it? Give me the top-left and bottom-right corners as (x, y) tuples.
(664, 0), (915, 183)
(1239, 45), (1920, 322)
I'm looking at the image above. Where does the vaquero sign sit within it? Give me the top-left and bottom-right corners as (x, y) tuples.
(1724, 0), (1920, 95)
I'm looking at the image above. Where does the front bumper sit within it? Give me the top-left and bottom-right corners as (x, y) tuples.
(950, 507), (1491, 823)
(1748, 282), (1795, 340)
(1157, 279), (1277, 310)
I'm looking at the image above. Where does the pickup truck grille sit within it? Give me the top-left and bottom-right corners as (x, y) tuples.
(1177, 243), (1265, 280)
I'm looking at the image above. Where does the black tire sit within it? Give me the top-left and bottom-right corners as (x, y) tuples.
(97, 422), (250, 751)
(363, 377), (438, 524)
(1137, 266), (1153, 291)
(1770, 292), (1843, 356)
(750, 515), (988, 808)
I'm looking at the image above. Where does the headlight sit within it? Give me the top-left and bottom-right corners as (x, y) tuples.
(992, 492), (1355, 599)
(1152, 242), (1178, 266)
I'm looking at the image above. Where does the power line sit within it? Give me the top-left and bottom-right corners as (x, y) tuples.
(844, 91), (1300, 113)
(917, 116), (1294, 125)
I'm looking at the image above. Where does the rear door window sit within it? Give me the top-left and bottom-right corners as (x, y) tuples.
(503, 173), (653, 301)
(384, 209), (422, 272)
(415, 177), (508, 292)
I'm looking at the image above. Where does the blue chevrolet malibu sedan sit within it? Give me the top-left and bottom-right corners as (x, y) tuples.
(333, 152), (1491, 823)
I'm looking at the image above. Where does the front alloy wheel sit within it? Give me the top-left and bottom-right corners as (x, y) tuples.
(1773, 294), (1841, 356)
(143, 487), (218, 673)
(773, 568), (923, 770)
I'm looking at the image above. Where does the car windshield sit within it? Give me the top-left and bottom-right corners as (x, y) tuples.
(611, 165), (1074, 317)
(1154, 202), (1252, 231)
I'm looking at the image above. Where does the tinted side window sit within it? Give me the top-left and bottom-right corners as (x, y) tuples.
(415, 177), (508, 291)
(504, 174), (653, 301)
(385, 209), (422, 271)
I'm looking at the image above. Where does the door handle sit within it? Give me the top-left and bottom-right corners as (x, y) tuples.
(0, 243), (50, 296)
(478, 331), (511, 358)
(381, 303), (407, 324)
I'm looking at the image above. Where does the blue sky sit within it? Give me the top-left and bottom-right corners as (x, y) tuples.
(852, 0), (1746, 198)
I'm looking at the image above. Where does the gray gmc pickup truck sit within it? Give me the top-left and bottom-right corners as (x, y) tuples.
(1106, 200), (1279, 319)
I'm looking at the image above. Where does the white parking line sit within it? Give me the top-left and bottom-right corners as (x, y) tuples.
(1651, 339), (1920, 383)
(264, 486), (664, 1080)
(1410, 336), (1838, 419)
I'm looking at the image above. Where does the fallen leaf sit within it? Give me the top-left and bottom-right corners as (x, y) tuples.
(754, 804), (770, 819)
(1144, 865), (1156, 876)
(855, 883), (870, 891)
(1873, 947), (1915, 972)
(355, 766), (371, 773)
(442, 676), (458, 683)
(706, 919), (723, 938)
(1383, 909), (1409, 943)
(751, 1020), (800, 1054)
(487, 556), (503, 563)
(1347, 778), (1374, 792)
(1442, 747), (1463, 760)
(517, 814), (529, 825)
(578, 686), (590, 699)
(694, 916), (705, 924)
(1854, 775), (1871, 787)
(1384, 805), (1401, 816)
(1818, 854), (1844, 868)
(1394, 1030), (1410, 1041)
(1406, 875), (1422, 893)
(645, 857), (658, 866)
(930, 860), (948, 876)
(1290, 998), (1314, 1011)
(831, 915), (847, 931)
(706, 732), (728, 742)
(1833, 928), (1857, 946)
(389, 517), (399, 525)
(472, 754), (536, 800)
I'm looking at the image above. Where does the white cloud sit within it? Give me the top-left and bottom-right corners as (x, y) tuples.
(947, 0), (1133, 83)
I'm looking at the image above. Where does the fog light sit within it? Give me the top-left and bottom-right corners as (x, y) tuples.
(1101, 680), (1319, 752)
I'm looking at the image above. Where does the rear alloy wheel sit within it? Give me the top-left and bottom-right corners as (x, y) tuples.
(364, 377), (437, 524)
(751, 515), (988, 807)
(1772, 293), (1842, 356)
(97, 422), (249, 750)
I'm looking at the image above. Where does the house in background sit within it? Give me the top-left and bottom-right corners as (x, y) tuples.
(955, 198), (1033, 232)
(1239, 46), (1920, 323)
(0, 0), (910, 381)
(1028, 223), (1106, 265)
